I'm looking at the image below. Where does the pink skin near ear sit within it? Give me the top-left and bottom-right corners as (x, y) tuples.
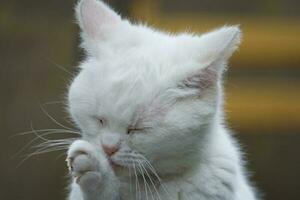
(78, 0), (121, 39)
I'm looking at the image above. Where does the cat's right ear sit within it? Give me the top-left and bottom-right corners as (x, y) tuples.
(75, 0), (122, 40)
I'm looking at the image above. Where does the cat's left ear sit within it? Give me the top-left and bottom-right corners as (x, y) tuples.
(75, 0), (122, 39)
(195, 26), (241, 68)
(177, 26), (241, 92)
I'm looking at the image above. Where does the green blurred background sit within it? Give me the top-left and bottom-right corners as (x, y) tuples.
(1, 0), (300, 199)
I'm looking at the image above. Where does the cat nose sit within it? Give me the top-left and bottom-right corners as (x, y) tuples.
(102, 144), (119, 157)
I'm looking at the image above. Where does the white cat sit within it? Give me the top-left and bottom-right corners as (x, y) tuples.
(66, 0), (258, 200)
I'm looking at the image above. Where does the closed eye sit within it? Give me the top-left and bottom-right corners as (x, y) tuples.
(126, 126), (152, 135)
(95, 117), (106, 127)
(127, 128), (143, 135)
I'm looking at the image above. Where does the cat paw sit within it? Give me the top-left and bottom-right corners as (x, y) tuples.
(67, 140), (102, 183)
(66, 139), (118, 199)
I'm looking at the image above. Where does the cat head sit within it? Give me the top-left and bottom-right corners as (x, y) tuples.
(68, 0), (241, 176)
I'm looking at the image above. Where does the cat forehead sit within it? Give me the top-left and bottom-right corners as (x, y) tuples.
(86, 23), (199, 63)
(79, 34), (200, 85)
(71, 34), (200, 111)
(80, 44), (182, 86)
(70, 61), (165, 114)
(86, 66), (161, 103)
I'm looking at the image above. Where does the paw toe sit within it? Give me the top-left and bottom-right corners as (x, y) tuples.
(67, 140), (94, 159)
(72, 154), (98, 176)
(77, 171), (102, 191)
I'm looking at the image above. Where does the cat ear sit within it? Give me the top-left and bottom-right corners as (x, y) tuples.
(75, 0), (121, 39)
(196, 26), (241, 67)
(177, 26), (241, 93)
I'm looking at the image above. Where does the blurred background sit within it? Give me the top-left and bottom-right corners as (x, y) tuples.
(1, 0), (299, 199)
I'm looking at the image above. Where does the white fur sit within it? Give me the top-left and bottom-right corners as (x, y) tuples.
(66, 0), (258, 199)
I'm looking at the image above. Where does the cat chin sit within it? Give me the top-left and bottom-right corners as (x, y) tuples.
(110, 161), (148, 178)
(108, 160), (130, 176)
(112, 165), (132, 177)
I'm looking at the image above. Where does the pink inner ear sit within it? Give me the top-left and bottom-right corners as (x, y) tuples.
(179, 67), (218, 91)
(79, 0), (120, 38)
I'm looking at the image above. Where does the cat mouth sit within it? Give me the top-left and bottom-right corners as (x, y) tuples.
(108, 159), (124, 170)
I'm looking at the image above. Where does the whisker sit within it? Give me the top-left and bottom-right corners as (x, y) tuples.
(39, 105), (74, 131)
(12, 129), (57, 159)
(33, 138), (75, 148)
(16, 144), (69, 168)
(42, 100), (65, 106)
(14, 132), (75, 167)
(128, 163), (133, 198)
(12, 126), (78, 159)
(45, 58), (74, 76)
(33, 142), (72, 151)
(140, 162), (161, 200)
(139, 160), (157, 200)
(144, 161), (170, 198)
(141, 156), (172, 200)
(12, 105), (79, 168)
(27, 146), (68, 156)
(132, 160), (139, 200)
(13, 128), (80, 137)
(55, 152), (67, 161)
(137, 162), (149, 200)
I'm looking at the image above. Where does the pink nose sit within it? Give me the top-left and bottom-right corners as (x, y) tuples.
(102, 145), (119, 156)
